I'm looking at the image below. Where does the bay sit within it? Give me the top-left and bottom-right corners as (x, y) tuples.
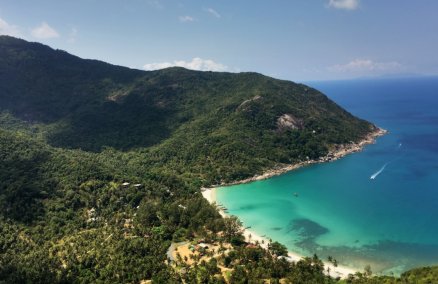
(216, 77), (438, 275)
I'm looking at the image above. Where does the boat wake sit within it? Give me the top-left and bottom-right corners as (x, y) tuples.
(370, 163), (389, 180)
(370, 142), (403, 180)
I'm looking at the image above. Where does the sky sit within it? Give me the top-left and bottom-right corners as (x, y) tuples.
(1, 0), (438, 81)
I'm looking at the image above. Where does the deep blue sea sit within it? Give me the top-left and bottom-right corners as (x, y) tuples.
(216, 77), (438, 275)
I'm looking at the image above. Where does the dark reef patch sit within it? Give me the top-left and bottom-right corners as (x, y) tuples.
(293, 236), (438, 274)
(287, 218), (329, 240)
(271, 227), (283, 231)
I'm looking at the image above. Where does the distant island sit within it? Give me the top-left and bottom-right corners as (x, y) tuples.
(0, 35), (436, 283)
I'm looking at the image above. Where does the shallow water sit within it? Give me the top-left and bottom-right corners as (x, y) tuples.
(216, 77), (438, 275)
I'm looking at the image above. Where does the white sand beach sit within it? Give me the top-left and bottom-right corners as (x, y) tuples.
(202, 187), (358, 279)
(200, 128), (387, 278)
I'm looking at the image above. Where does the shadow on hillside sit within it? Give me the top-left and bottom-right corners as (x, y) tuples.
(46, 93), (174, 152)
(0, 148), (50, 223)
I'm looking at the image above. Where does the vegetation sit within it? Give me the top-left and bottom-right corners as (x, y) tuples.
(0, 35), (437, 283)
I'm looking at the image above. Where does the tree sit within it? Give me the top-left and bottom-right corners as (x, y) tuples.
(230, 265), (248, 283)
(268, 241), (288, 257)
(223, 216), (243, 242)
(364, 264), (372, 277)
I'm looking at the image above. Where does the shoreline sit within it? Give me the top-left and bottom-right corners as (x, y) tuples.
(208, 127), (387, 188)
(201, 127), (387, 278)
(202, 187), (357, 279)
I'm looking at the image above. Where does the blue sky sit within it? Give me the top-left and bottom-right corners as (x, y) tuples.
(1, 0), (437, 81)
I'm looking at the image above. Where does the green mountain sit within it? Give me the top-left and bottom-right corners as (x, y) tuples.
(0, 35), (375, 182)
(0, 36), (409, 283)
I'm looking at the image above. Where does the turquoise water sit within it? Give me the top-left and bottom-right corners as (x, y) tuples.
(216, 77), (438, 274)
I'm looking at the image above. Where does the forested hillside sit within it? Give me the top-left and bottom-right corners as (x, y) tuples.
(1, 36), (433, 283)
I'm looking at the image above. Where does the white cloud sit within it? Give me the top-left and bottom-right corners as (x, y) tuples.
(143, 57), (228, 72)
(68, 27), (78, 43)
(0, 17), (21, 37)
(206, 8), (221, 18)
(329, 59), (403, 73)
(179, 15), (195, 23)
(147, 0), (164, 10)
(328, 0), (359, 10)
(31, 22), (59, 39)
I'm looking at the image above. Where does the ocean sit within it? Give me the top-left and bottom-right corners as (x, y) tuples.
(216, 77), (438, 275)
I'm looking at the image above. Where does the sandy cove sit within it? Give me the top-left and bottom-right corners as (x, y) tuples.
(201, 127), (387, 278)
(201, 187), (357, 279)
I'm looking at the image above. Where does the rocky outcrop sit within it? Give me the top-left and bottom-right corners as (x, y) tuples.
(237, 95), (263, 111)
(276, 114), (304, 131)
(208, 127), (387, 187)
